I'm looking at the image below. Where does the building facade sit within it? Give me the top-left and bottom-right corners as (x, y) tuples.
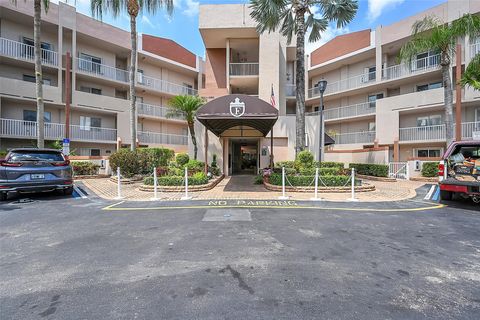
(0, 0), (202, 156)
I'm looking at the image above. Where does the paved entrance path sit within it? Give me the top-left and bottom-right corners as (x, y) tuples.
(81, 176), (426, 202)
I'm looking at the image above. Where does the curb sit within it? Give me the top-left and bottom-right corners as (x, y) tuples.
(356, 174), (396, 182)
(263, 181), (376, 193)
(139, 175), (225, 192)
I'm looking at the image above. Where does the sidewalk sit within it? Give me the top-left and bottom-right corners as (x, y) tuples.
(81, 175), (428, 202)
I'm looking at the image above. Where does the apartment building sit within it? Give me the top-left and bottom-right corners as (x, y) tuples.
(0, 0), (201, 156)
(306, 0), (480, 162)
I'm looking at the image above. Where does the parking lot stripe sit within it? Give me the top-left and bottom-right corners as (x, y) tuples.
(424, 185), (436, 200)
(73, 185), (87, 199)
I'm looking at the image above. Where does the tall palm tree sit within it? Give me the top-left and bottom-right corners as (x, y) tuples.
(91, 0), (173, 151)
(399, 14), (480, 145)
(460, 53), (480, 91)
(11, 0), (51, 148)
(250, 0), (358, 155)
(166, 95), (205, 160)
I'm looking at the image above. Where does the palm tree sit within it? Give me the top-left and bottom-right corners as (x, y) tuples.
(166, 95), (205, 160)
(399, 14), (480, 145)
(460, 53), (480, 91)
(91, 0), (173, 151)
(11, 0), (51, 148)
(250, 0), (358, 155)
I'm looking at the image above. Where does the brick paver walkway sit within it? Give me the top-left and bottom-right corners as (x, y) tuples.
(81, 175), (428, 202)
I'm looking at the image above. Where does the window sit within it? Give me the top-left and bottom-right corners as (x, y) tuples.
(80, 86), (102, 95)
(417, 115), (441, 127)
(23, 110), (51, 123)
(80, 116), (101, 130)
(476, 108), (480, 122)
(416, 148), (442, 158)
(368, 93), (383, 108)
(79, 53), (102, 73)
(22, 37), (52, 59)
(23, 74), (52, 86)
(414, 50), (439, 70)
(137, 69), (144, 84)
(417, 81), (442, 92)
(183, 83), (193, 95)
(90, 149), (101, 156)
(368, 66), (376, 81)
(368, 122), (376, 131)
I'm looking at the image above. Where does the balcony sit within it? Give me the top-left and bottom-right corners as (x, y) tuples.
(333, 131), (376, 145)
(399, 124), (445, 142)
(137, 73), (197, 96)
(320, 102), (375, 121)
(382, 54), (441, 81)
(285, 84), (295, 97)
(137, 102), (185, 121)
(461, 121), (480, 140)
(229, 63), (259, 76)
(0, 37), (58, 67)
(308, 71), (376, 98)
(0, 77), (61, 102)
(76, 58), (128, 83)
(0, 118), (117, 143)
(471, 42), (480, 58)
(138, 131), (188, 145)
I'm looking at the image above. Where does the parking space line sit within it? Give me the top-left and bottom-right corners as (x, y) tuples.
(424, 185), (436, 200)
(73, 185), (87, 199)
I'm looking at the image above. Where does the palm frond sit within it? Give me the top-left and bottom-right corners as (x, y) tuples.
(305, 14), (328, 43)
(451, 13), (480, 39)
(280, 10), (295, 44)
(167, 95), (205, 123)
(411, 15), (441, 35)
(399, 37), (436, 64)
(460, 54), (480, 91)
(316, 0), (358, 28)
(250, 0), (289, 34)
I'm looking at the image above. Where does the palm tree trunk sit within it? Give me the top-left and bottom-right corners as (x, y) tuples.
(34, 0), (44, 148)
(441, 56), (454, 146)
(188, 121), (198, 160)
(129, 14), (137, 151)
(295, 7), (306, 155)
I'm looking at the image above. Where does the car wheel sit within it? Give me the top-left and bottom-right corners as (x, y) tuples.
(0, 192), (7, 201)
(63, 187), (74, 196)
(440, 190), (453, 201)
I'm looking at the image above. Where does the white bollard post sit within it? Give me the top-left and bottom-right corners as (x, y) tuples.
(278, 166), (289, 200)
(151, 167), (159, 201)
(181, 166), (192, 200)
(348, 167), (358, 202)
(310, 167), (322, 201)
(114, 167), (123, 200)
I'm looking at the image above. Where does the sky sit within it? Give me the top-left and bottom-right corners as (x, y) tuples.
(53, 0), (447, 58)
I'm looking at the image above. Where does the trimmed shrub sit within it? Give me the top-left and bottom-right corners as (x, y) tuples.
(186, 159), (205, 172)
(211, 154), (218, 168)
(109, 148), (175, 177)
(209, 166), (221, 176)
(254, 175), (264, 185)
(144, 173), (209, 186)
(109, 149), (140, 178)
(421, 162), (439, 177)
(299, 167), (341, 176)
(140, 148), (174, 167)
(296, 150), (314, 167)
(176, 153), (190, 166)
(315, 161), (345, 169)
(349, 163), (388, 177)
(268, 173), (358, 187)
(273, 167), (296, 175)
(71, 161), (100, 176)
(275, 160), (296, 169)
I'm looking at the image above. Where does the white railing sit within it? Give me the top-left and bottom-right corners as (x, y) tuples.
(323, 102), (375, 121)
(389, 162), (409, 179)
(399, 124), (446, 141)
(138, 131), (188, 145)
(0, 37), (58, 66)
(229, 63), (259, 76)
(471, 42), (480, 58)
(461, 121), (480, 140)
(0, 118), (117, 142)
(382, 54), (441, 80)
(308, 71), (376, 98)
(285, 84), (296, 97)
(137, 102), (184, 120)
(333, 131), (376, 145)
(76, 57), (128, 83)
(137, 73), (197, 96)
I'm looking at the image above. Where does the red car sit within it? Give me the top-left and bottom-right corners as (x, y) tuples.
(438, 140), (480, 203)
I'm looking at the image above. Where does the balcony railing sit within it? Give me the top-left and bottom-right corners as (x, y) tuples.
(333, 131), (376, 145)
(308, 71), (376, 98)
(76, 58), (128, 83)
(382, 54), (441, 81)
(285, 84), (296, 97)
(471, 41), (480, 58)
(461, 121), (480, 140)
(323, 102), (376, 121)
(138, 131), (188, 145)
(399, 124), (445, 141)
(0, 37), (58, 66)
(137, 102), (184, 120)
(137, 73), (197, 96)
(0, 118), (117, 142)
(229, 63), (259, 76)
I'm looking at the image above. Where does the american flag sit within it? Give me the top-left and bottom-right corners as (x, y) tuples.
(270, 84), (276, 108)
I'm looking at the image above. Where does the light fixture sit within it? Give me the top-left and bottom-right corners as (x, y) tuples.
(317, 79), (327, 94)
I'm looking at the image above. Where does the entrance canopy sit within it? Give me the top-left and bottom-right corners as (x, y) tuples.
(196, 94), (278, 137)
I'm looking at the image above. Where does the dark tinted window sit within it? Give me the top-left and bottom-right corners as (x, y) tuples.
(8, 151), (64, 162)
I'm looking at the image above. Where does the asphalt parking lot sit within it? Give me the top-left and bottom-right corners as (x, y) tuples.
(0, 191), (479, 320)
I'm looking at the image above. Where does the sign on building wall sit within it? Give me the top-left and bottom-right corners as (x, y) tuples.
(230, 98), (245, 117)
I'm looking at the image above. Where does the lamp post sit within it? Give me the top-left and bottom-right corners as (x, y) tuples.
(317, 80), (327, 163)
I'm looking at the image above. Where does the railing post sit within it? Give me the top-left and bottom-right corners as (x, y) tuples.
(151, 167), (160, 201)
(114, 167), (123, 200)
(348, 167), (358, 202)
(278, 166), (289, 200)
(181, 166), (192, 200)
(310, 167), (322, 201)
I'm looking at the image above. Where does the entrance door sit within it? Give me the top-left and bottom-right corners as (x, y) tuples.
(230, 139), (259, 175)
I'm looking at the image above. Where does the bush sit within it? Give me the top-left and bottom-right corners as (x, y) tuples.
(109, 148), (175, 177)
(275, 160), (296, 169)
(186, 159), (205, 172)
(268, 173), (358, 187)
(140, 148), (174, 168)
(296, 150), (314, 167)
(315, 161), (344, 169)
(71, 161), (100, 176)
(349, 163), (388, 177)
(209, 166), (221, 176)
(176, 153), (190, 166)
(422, 162), (439, 177)
(144, 172), (209, 186)
(254, 175), (264, 185)
(211, 154), (218, 168)
(273, 167), (296, 175)
(299, 167), (341, 176)
(109, 149), (140, 178)
(0, 150), (7, 159)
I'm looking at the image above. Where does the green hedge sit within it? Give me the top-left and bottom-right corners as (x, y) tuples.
(71, 161), (100, 176)
(176, 153), (189, 166)
(275, 160), (296, 169)
(421, 162), (439, 177)
(109, 148), (175, 177)
(144, 172), (209, 186)
(299, 167), (341, 176)
(268, 173), (358, 187)
(315, 161), (345, 169)
(349, 163), (388, 177)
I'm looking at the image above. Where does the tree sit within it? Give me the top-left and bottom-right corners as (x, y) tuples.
(11, 0), (51, 148)
(166, 95), (205, 160)
(400, 14), (480, 145)
(91, 0), (173, 151)
(460, 53), (480, 91)
(250, 0), (358, 155)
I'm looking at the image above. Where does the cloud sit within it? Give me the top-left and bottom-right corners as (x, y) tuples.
(367, 0), (405, 22)
(182, 0), (199, 17)
(306, 24), (350, 54)
(141, 15), (156, 28)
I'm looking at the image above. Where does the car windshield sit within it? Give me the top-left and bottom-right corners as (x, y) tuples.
(8, 151), (64, 162)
